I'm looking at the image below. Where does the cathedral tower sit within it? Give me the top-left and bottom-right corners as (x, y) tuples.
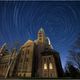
(38, 28), (46, 44)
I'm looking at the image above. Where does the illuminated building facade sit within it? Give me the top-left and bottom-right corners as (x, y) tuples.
(0, 28), (63, 78)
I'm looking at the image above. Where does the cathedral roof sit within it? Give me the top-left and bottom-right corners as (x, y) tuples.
(27, 40), (33, 43)
(22, 40), (34, 47)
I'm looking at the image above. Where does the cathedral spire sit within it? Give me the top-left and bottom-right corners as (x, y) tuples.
(38, 27), (44, 33)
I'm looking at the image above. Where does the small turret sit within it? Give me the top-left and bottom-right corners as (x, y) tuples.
(0, 43), (8, 57)
(45, 37), (53, 49)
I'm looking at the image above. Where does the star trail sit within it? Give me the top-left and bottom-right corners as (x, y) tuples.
(0, 1), (80, 69)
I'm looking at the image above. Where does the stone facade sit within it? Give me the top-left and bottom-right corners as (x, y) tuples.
(14, 40), (34, 78)
(0, 28), (63, 78)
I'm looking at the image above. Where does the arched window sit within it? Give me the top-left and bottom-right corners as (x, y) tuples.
(44, 63), (47, 70)
(49, 63), (53, 69)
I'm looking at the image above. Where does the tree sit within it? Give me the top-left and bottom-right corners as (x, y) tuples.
(65, 34), (80, 78)
(68, 34), (80, 70)
(68, 50), (80, 70)
(65, 61), (80, 78)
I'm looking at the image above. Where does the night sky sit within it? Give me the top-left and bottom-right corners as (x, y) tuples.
(0, 1), (80, 69)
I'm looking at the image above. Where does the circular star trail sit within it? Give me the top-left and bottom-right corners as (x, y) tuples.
(0, 1), (80, 69)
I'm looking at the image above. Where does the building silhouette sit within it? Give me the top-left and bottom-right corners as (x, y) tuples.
(0, 28), (63, 78)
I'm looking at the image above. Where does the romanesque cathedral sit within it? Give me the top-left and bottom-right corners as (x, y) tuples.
(0, 28), (63, 78)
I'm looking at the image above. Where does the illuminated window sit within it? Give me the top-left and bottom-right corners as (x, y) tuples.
(44, 63), (47, 70)
(49, 63), (53, 69)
